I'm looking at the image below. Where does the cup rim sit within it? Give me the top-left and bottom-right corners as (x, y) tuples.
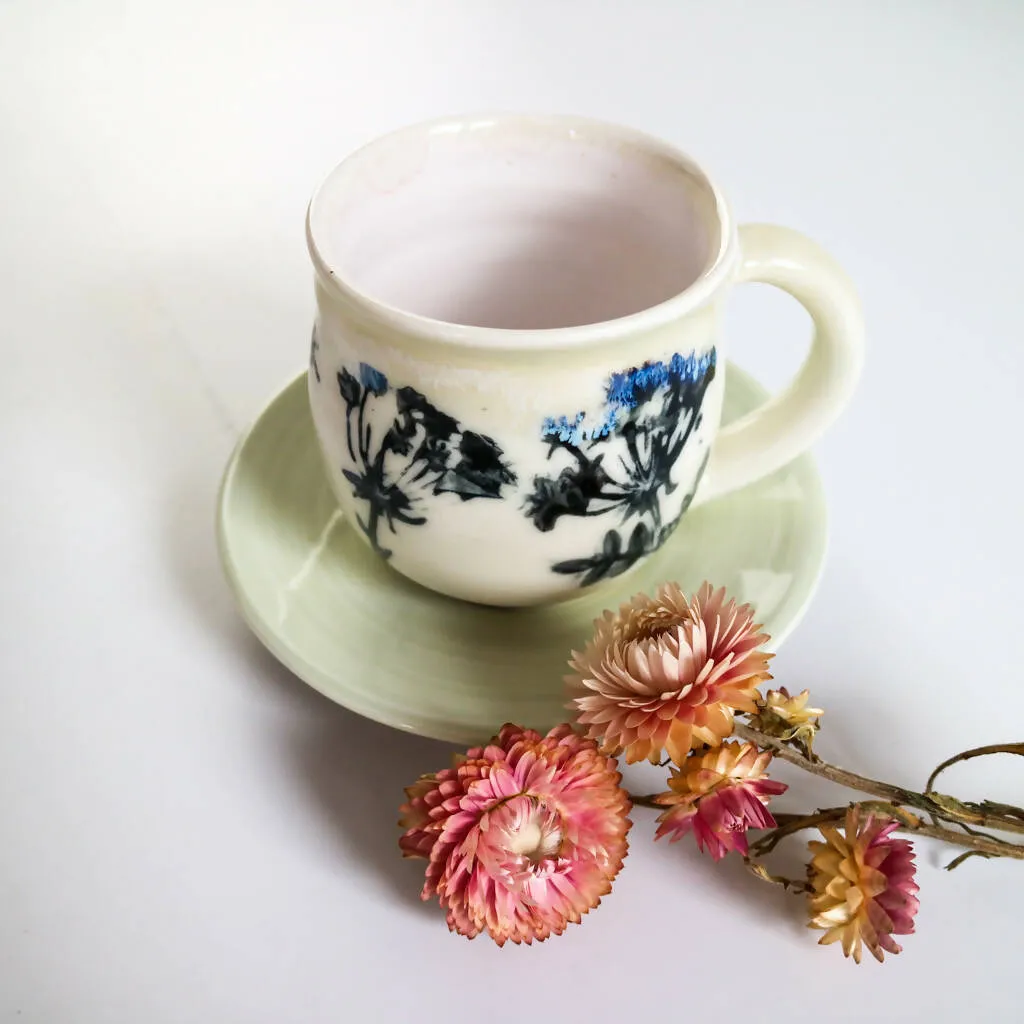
(306, 112), (738, 351)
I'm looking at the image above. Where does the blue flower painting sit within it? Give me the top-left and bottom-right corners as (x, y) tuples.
(524, 350), (716, 585)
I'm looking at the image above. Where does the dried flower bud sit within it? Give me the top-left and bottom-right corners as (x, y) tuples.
(752, 687), (823, 750)
(654, 741), (787, 860)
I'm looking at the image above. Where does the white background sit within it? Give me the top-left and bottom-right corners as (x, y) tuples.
(1, 1), (1021, 1020)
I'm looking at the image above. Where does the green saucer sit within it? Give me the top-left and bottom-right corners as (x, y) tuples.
(217, 365), (827, 744)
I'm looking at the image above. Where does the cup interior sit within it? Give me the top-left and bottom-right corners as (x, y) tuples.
(308, 116), (723, 331)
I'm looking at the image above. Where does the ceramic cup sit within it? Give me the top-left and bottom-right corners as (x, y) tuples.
(305, 114), (863, 607)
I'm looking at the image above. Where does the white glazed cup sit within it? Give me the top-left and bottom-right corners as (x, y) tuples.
(306, 114), (863, 607)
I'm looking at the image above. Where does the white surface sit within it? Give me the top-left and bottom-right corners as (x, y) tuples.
(0, 1), (1021, 1020)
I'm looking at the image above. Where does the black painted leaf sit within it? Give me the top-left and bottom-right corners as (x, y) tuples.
(625, 521), (651, 557)
(553, 550), (619, 585)
(582, 561), (617, 587)
(552, 557), (602, 576)
(309, 328), (321, 383)
(601, 529), (622, 557)
(551, 529), (631, 586)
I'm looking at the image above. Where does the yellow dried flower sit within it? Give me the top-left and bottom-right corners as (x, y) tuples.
(754, 687), (823, 748)
(807, 807), (920, 964)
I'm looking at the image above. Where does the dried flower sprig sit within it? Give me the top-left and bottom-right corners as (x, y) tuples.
(399, 582), (1024, 958)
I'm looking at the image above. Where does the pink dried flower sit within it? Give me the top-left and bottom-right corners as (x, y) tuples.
(808, 807), (920, 963)
(654, 741), (787, 859)
(568, 582), (772, 764)
(399, 724), (631, 946)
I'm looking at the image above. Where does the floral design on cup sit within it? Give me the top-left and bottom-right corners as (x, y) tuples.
(524, 350), (716, 585)
(335, 363), (517, 559)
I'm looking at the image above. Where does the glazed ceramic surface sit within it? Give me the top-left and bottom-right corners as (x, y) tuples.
(218, 365), (828, 744)
(306, 115), (861, 605)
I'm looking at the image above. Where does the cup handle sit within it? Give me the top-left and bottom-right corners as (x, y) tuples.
(696, 223), (865, 504)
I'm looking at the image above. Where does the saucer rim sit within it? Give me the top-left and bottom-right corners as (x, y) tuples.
(216, 366), (828, 742)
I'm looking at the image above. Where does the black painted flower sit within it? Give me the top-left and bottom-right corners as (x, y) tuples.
(436, 431), (517, 500)
(380, 426), (413, 457)
(409, 435), (452, 484)
(335, 368), (517, 559)
(395, 387), (459, 442)
(524, 455), (614, 532)
(611, 423), (676, 529)
(343, 462), (425, 558)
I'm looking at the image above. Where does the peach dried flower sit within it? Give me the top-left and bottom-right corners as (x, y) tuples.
(568, 582), (772, 764)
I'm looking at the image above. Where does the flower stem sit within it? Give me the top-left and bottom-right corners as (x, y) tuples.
(743, 857), (811, 893)
(631, 789), (1024, 861)
(630, 794), (663, 810)
(924, 742), (1024, 796)
(751, 806), (1024, 862)
(733, 722), (1024, 838)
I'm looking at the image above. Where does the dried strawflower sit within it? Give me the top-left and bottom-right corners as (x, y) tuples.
(398, 723), (630, 946)
(754, 687), (824, 748)
(807, 807), (920, 963)
(653, 741), (787, 859)
(568, 582), (772, 764)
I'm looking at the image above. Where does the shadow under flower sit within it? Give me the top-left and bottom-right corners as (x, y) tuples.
(619, 761), (809, 935)
(245, 639), (453, 913)
(161, 435), (453, 915)
(645, 818), (808, 934)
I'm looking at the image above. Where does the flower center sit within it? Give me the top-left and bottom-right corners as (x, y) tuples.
(627, 610), (689, 646)
(508, 822), (544, 856)
(506, 804), (563, 863)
